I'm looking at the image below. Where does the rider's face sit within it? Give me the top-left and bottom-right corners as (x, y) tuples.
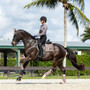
(40, 20), (45, 24)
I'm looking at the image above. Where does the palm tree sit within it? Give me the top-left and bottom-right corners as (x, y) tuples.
(81, 27), (90, 42)
(24, 0), (89, 45)
(24, 0), (89, 67)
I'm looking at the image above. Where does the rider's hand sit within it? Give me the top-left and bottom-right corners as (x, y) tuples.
(33, 35), (37, 38)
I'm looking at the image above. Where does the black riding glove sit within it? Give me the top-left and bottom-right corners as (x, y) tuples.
(33, 35), (37, 38)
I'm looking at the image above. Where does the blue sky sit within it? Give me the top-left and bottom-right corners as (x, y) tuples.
(0, 0), (90, 43)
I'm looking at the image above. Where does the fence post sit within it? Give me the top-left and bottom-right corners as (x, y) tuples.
(31, 70), (33, 77)
(43, 70), (45, 75)
(16, 49), (20, 67)
(4, 52), (7, 66)
(7, 70), (10, 79)
(78, 70), (80, 79)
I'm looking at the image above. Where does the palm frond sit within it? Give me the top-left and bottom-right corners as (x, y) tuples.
(82, 37), (90, 42)
(68, 3), (90, 26)
(24, 0), (59, 9)
(81, 27), (90, 42)
(68, 4), (79, 35)
(70, 0), (85, 11)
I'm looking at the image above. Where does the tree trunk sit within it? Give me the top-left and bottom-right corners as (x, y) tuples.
(63, 7), (67, 67)
(64, 8), (67, 48)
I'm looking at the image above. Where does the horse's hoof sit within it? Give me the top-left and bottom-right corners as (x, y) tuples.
(17, 77), (21, 81)
(60, 82), (63, 84)
(41, 77), (45, 79)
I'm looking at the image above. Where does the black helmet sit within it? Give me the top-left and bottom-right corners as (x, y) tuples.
(40, 16), (47, 22)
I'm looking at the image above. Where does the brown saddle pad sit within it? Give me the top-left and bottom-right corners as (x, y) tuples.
(45, 43), (54, 51)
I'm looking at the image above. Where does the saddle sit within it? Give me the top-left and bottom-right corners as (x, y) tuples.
(34, 39), (54, 61)
(45, 39), (54, 51)
(36, 38), (54, 52)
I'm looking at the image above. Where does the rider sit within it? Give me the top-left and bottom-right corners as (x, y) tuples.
(34, 16), (48, 58)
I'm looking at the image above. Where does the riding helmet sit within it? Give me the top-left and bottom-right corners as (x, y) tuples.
(40, 16), (47, 22)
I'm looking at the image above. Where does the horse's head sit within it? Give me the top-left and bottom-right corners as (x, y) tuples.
(11, 28), (22, 46)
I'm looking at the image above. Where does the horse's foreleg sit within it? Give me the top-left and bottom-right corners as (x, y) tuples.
(17, 59), (24, 81)
(20, 61), (29, 76)
(21, 61), (29, 75)
(23, 61), (29, 69)
(17, 57), (31, 81)
(20, 59), (24, 70)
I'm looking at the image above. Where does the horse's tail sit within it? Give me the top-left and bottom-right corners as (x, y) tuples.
(65, 48), (85, 70)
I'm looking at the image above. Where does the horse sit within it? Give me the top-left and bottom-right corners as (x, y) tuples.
(11, 28), (85, 83)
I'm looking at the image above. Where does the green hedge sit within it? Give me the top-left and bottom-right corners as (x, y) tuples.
(32, 55), (90, 76)
(0, 58), (16, 66)
(0, 55), (90, 76)
(33, 55), (90, 67)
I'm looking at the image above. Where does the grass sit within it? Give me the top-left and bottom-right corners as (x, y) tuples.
(0, 74), (90, 79)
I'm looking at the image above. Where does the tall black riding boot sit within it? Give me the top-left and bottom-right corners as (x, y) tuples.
(38, 43), (44, 58)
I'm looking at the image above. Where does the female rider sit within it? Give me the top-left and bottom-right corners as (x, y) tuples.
(34, 16), (48, 58)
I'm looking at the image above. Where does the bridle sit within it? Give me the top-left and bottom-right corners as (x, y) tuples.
(12, 31), (21, 45)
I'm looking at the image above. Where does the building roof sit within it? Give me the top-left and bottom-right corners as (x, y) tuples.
(0, 40), (90, 49)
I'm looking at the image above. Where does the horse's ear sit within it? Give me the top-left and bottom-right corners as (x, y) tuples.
(13, 28), (17, 32)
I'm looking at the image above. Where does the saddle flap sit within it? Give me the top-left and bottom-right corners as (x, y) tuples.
(45, 43), (54, 51)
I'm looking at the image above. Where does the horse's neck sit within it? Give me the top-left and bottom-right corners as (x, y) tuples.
(21, 32), (35, 47)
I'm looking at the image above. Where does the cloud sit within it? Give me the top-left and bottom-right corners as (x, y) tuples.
(47, 28), (64, 41)
(0, 8), (12, 36)
(3, 31), (13, 40)
(0, 0), (89, 43)
(85, 1), (90, 19)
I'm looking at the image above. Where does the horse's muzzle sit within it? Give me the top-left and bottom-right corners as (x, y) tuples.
(11, 41), (16, 46)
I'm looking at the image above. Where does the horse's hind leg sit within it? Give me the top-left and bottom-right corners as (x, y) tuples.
(42, 58), (58, 79)
(42, 69), (53, 79)
(58, 60), (66, 83)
